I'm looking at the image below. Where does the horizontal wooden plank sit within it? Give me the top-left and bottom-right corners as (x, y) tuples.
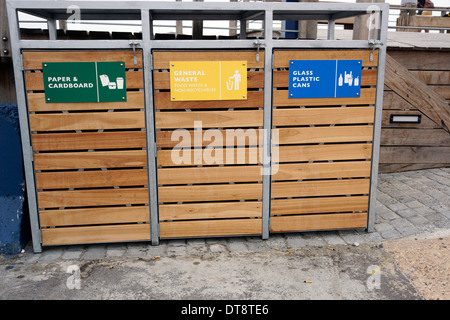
(156, 129), (262, 148)
(23, 50), (143, 70)
(158, 165), (262, 185)
(29, 111), (145, 132)
(32, 131), (146, 151)
(41, 224), (150, 246)
(433, 86), (450, 100)
(25, 70), (143, 91)
(379, 163), (449, 174)
(271, 196), (368, 215)
(273, 69), (377, 88)
(38, 188), (149, 208)
(160, 219), (262, 238)
(34, 150), (147, 170)
(411, 71), (450, 85)
(155, 90), (263, 110)
(271, 179), (370, 198)
(277, 125), (374, 144)
(270, 212), (367, 233)
(36, 169), (148, 189)
(27, 91), (144, 112)
(275, 143), (373, 162)
(273, 107), (374, 126)
(158, 183), (262, 203)
(380, 146), (450, 164)
(40, 206), (149, 227)
(155, 110), (263, 129)
(157, 147), (261, 166)
(387, 49), (450, 71)
(153, 51), (264, 69)
(154, 70), (264, 90)
(381, 128), (450, 147)
(272, 161), (371, 181)
(273, 88), (376, 107)
(159, 201), (262, 221)
(273, 50), (379, 68)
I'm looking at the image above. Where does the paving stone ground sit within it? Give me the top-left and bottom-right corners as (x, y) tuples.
(4, 168), (450, 263)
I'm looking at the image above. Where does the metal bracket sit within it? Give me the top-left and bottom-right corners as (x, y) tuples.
(129, 40), (140, 65)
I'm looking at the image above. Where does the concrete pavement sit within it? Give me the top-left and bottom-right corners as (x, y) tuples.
(0, 168), (449, 300)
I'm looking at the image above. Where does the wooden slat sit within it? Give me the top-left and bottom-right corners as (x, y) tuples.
(383, 91), (415, 110)
(273, 50), (379, 68)
(271, 196), (368, 215)
(433, 86), (450, 100)
(275, 143), (373, 162)
(158, 165), (262, 185)
(41, 224), (150, 246)
(154, 90), (263, 110)
(156, 129), (262, 148)
(23, 50), (143, 70)
(38, 188), (149, 208)
(40, 206), (149, 227)
(270, 212), (367, 232)
(159, 201), (262, 221)
(155, 110), (263, 129)
(277, 125), (373, 144)
(273, 69), (377, 88)
(273, 107), (374, 126)
(25, 70), (143, 91)
(29, 111), (145, 131)
(160, 219), (261, 238)
(31, 131), (146, 151)
(34, 150), (147, 170)
(271, 179), (370, 198)
(153, 51), (264, 69)
(154, 70), (264, 90)
(381, 128), (450, 147)
(273, 88), (376, 107)
(272, 161), (371, 181)
(157, 147), (261, 166)
(36, 169), (148, 189)
(380, 146), (450, 164)
(411, 71), (450, 85)
(27, 91), (144, 112)
(158, 183), (262, 203)
(387, 50), (450, 71)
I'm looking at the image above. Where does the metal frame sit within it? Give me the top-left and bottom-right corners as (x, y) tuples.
(6, 1), (388, 252)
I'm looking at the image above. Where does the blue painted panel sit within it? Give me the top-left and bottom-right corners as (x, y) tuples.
(0, 104), (30, 255)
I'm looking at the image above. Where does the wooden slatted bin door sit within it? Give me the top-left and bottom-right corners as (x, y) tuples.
(24, 50), (151, 246)
(153, 51), (265, 239)
(270, 50), (379, 233)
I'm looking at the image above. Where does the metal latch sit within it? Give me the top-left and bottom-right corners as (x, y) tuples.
(368, 39), (382, 62)
(129, 40), (139, 65)
(254, 38), (264, 63)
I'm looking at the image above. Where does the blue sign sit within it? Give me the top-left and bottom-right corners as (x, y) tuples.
(289, 59), (362, 99)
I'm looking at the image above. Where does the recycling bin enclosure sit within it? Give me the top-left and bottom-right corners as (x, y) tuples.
(6, 1), (388, 252)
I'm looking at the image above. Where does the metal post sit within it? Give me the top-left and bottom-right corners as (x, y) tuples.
(327, 19), (335, 40)
(262, 9), (273, 240)
(141, 9), (160, 245)
(47, 18), (57, 40)
(6, 2), (42, 253)
(367, 4), (388, 232)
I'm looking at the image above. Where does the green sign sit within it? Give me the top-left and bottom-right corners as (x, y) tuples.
(42, 61), (127, 103)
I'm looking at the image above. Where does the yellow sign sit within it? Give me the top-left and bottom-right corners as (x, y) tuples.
(170, 61), (247, 101)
